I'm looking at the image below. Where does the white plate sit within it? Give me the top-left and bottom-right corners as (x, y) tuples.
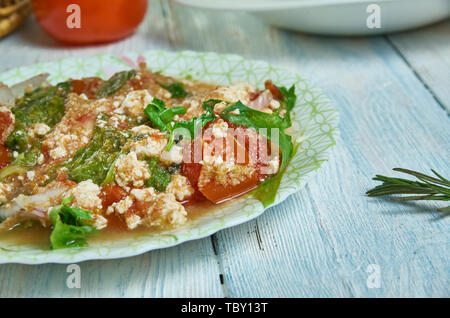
(173, 0), (450, 35)
(0, 51), (339, 264)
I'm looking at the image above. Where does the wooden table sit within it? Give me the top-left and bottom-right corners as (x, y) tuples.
(0, 1), (448, 297)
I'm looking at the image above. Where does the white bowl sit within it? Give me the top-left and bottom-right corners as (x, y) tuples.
(173, 0), (450, 35)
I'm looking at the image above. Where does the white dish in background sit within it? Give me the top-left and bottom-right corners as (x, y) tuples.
(173, 0), (450, 35)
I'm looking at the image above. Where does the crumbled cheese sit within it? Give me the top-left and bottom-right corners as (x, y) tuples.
(28, 123), (51, 139)
(37, 153), (45, 165)
(120, 90), (153, 117)
(125, 214), (141, 230)
(264, 156), (280, 175)
(69, 180), (103, 211)
(43, 94), (95, 162)
(130, 187), (156, 202)
(165, 174), (194, 201)
(106, 195), (134, 215)
(270, 99), (281, 110)
(209, 82), (256, 105)
(114, 151), (150, 188)
(210, 119), (229, 138)
(107, 189), (188, 229)
(26, 171), (35, 181)
(92, 214), (108, 230)
(160, 144), (184, 164)
(49, 146), (67, 160)
(129, 134), (168, 159)
(130, 125), (161, 137)
(198, 161), (255, 188)
(141, 193), (187, 228)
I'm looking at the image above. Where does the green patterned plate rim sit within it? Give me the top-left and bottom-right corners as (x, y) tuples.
(0, 50), (339, 264)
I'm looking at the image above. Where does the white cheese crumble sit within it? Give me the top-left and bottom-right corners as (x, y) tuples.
(119, 90), (153, 117)
(28, 123), (51, 139)
(114, 151), (150, 188)
(210, 119), (229, 138)
(69, 180), (103, 211)
(160, 144), (184, 164)
(129, 133), (168, 159)
(92, 214), (108, 230)
(165, 174), (194, 201)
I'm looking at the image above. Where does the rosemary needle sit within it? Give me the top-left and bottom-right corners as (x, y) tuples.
(366, 168), (450, 213)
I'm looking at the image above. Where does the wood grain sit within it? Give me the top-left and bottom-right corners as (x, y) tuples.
(387, 20), (450, 112)
(0, 1), (448, 297)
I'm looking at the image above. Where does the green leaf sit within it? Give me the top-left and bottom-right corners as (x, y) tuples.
(172, 99), (219, 139)
(6, 82), (70, 154)
(66, 123), (130, 185)
(144, 98), (187, 132)
(159, 82), (189, 99)
(95, 70), (136, 98)
(49, 196), (96, 249)
(144, 157), (172, 192)
(277, 84), (297, 126)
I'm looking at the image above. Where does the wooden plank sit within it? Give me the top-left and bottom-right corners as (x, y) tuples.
(0, 1), (223, 298)
(387, 20), (450, 112)
(167, 4), (450, 297)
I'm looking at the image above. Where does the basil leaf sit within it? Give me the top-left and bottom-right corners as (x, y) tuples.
(95, 70), (136, 98)
(144, 98), (187, 132)
(277, 84), (297, 126)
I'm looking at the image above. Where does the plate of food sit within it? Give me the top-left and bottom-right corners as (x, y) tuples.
(0, 51), (338, 264)
(173, 0), (450, 35)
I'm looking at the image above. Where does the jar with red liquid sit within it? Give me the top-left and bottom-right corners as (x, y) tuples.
(31, 0), (148, 44)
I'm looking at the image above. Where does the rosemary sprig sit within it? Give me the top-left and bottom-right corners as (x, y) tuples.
(366, 168), (450, 213)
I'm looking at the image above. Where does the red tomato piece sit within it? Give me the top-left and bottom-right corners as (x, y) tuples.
(31, 0), (148, 44)
(100, 185), (127, 210)
(0, 144), (10, 169)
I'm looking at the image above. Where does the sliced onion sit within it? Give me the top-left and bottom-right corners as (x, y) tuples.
(0, 187), (69, 219)
(10, 73), (49, 99)
(0, 73), (50, 107)
(0, 86), (15, 107)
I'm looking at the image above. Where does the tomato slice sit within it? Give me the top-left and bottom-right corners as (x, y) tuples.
(180, 120), (280, 205)
(70, 77), (104, 99)
(198, 170), (259, 204)
(198, 124), (261, 204)
(100, 185), (127, 210)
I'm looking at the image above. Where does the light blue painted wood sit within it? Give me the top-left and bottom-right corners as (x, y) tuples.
(387, 20), (450, 112)
(0, 0), (448, 297)
(168, 4), (450, 297)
